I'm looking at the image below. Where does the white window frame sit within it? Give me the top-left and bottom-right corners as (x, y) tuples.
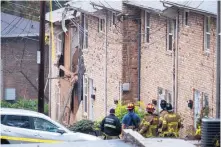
(167, 19), (175, 51)
(202, 93), (209, 108)
(56, 38), (62, 56)
(184, 10), (189, 26)
(83, 75), (88, 114)
(83, 15), (88, 49)
(145, 11), (150, 43)
(204, 16), (211, 52)
(99, 18), (105, 32)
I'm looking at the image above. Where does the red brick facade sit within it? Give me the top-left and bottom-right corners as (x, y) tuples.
(1, 38), (49, 100)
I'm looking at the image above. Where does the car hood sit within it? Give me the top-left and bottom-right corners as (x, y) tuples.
(66, 132), (101, 141)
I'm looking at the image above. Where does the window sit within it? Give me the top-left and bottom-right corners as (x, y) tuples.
(32, 117), (59, 133)
(184, 10), (189, 26)
(204, 16), (210, 52)
(5, 88), (16, 100)
(158, 87), (173, 112)
(145, 11), (150, 43)
(83, 15), (88, 49)
(203, 93), (209, 108)
(4, 115), (31, 129)
(99, 18), (105, 32)
(167, 20), (175, 51)
(112, 12), (116, 26)
(109, 12), (116, 28)
(56, 38), (62, 56)
(83, 75), (88, 113)
(1, 115), (5, 123)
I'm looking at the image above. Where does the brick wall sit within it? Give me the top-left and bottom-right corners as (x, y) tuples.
(81, 12), (123, 120)
(177, 12), (216, 136)
(1, 38), (49, 100)
(123, 4), (217, 137)
(122, 4), (141, 103)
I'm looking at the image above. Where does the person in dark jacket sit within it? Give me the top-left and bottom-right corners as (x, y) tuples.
(100, 108), (121, 139)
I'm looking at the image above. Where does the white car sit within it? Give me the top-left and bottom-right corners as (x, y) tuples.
(0, 108), (100, 144)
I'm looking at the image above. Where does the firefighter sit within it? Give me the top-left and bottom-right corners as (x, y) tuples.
(152, 99), (158, 114)
(158, 100), (168, 135)
(100, 108), (121, 139)
(139, 103), (159, 137)
(122, 103), (140, 130)
(159, 100), (168, 117)
(159, 103), (182, 137)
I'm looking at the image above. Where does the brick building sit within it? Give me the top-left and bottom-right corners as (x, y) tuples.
(1, 12), (49, 101)
(122, 1), (217, 136)
(46, 1), (123, 124)
(47, 0), (218, 136)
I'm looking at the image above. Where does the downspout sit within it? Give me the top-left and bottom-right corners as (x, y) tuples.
(138, 19), (141, 102)
(175, 11), (179, 112)
(104, 11), (108, 116)
(216, 0), (221, 118)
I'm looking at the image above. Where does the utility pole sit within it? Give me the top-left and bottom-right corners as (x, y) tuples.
(216, 0), (221, 118)
(38, 1), (46, 113)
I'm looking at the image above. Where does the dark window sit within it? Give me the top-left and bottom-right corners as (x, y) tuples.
(99, 19), (105, 32)
(185, 11), (189, 26)
(169, 34), (173, 51)
(84, 15), (88, 49)
(4, 115), (31, 129)
(113, 13), (116, 25)
(146, 28), (150, 43)
(32, 117), (59, 133)
(1, 115), (5, 123)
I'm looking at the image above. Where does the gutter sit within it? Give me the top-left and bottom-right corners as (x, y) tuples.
(90, 2), (121, 13)
(216, 0), (220, 118)
(175, 12), (179, 112)
(161, 0), (217, 17)
(138, 19), (141, 102)
(104, 10), (108, 116)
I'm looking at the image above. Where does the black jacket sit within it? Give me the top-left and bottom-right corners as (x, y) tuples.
(100, 114), (121, 136)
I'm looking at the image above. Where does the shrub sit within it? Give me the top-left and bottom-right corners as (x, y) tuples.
(115, 101), (146, 122)
(0, 99), (48, 114)
(69, 119), (94, 133)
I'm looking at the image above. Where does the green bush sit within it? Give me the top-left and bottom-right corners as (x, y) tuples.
(69, 119), (94, 133)
(0, 99), (48, 114)
(93, 119), (102, 131)
(115, 101), (146, 122)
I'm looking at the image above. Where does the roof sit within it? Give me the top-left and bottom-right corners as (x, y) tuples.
(91, 0), (122, 12)
(46, 0), (217, 23)
(45, 0), (122, 23)
(45, 7), (78, 23)
(0, 108), (46, 118)
(125, 0), (217, 16)
(162, 0), (217, 16)
(1, 12), (39, 38)
(124, 0), (165, 12)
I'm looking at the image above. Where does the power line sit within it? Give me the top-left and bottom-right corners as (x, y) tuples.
(2, 17), (23, 36)
(1, 19), (39, 38)
(1, 16), (19, 33)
